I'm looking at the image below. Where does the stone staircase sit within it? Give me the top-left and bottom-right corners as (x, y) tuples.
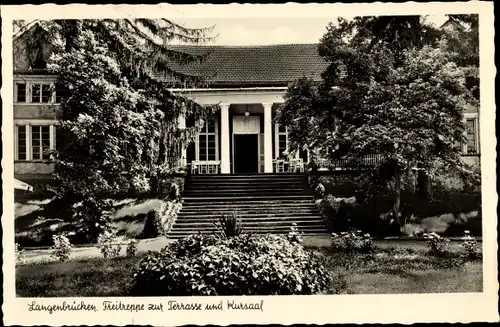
(168, 173), (328, 239)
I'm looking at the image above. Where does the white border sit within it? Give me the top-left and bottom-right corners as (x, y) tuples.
(2, 2), (498, 325)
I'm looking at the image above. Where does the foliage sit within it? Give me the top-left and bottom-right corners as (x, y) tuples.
(13, 18), (217, 235)
(126, 239), (139, 257)
(277, 15), (478, 231)
(97, 230), (122, 259)
(330, 230), (373, 253)
(424, 232), (450, 257)
(287, 223), (303, 244)
(461, 230), (481, 260)
(15, 243), (26, 266)
(130, 234), (333, 296)
(442, 15), (479, 100)
(168, 183), (181, 201)
(50, 234), (73, 262)
(162, 201), (182, 234)
(141, 210), (163, 238)
(213, 212), (243, 238)
(71, 197), (114, 243)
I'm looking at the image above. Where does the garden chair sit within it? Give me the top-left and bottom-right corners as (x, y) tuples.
(289, 158), (304, 173)
(275, 159), (286, 173)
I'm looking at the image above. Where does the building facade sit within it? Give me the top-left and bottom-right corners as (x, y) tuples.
(13, 22), (480, 189)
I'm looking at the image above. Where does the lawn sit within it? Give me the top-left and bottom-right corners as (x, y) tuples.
(15, 197), (170, 247)
(16, 240), (482, 297)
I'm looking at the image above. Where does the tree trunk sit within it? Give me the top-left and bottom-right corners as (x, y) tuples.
(417, 164), (430, 199)
(392, 171), (402, 232)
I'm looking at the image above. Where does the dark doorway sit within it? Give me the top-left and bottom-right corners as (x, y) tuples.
(234, 134), (259, 173)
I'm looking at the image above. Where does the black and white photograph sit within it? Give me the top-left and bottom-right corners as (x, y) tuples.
(1, 2), (497, 325)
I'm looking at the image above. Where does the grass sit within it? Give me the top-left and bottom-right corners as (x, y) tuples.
(312, 247), (483, 294)
(16, 255), (145, 297)
(15, 197), (170, 247)
(16, 240), (482, 297)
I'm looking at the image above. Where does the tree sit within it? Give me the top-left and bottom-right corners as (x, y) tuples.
(442, 14), (479, 100)
(15, 19), (217, 241)
(277, 16), (477, 232)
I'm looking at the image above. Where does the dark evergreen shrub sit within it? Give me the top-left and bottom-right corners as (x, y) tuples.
(140, 210), (162, 238)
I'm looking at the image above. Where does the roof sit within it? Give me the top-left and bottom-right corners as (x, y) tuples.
(158, 44), (328, 86)
(14, 22), (328, 86)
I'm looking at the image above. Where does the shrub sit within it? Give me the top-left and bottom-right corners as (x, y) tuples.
(331, 230), (373, 253)
(168, 183), (181, 201)
(424, 232), (450, 257)
(72, 197), (113, 243)
(141, 210), (163, 238)
(131, 174), (151, 193)
(315, 183), (326, 198)
(126, 239), (139, 257)
(15, 243), (26, 266)
(130, 234), (332, 296)
(461, 230), (481, 260)
(97, 231), (122, 259)
(163, 201), (182, 234)
(287, 223), (303, 244)
(213, 212), (243, 238)
(50, 234), (73, 262)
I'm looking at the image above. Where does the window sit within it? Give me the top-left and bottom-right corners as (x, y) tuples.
(30, 83), (52, 103)
(17, 126), (27, 160)
(31, 125), (51, 160)
(55, 83), (68, 103)
(465, 118), (478, 154)
(16, 124), (56, 161)
(197, 118), (218, 161)
(16, 83), (26, 102)
(275, 124), (288, 159)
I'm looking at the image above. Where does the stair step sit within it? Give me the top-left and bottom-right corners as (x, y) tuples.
(168, 228), (329, 237)
(184, 188), (307, 192)
(182, 199), (315, 205)
(176, 215), (322, 221)
(169, 226), (328, 233)
(168, 174), (327, 238)
(179, 208), (318, 214)
(178, 211), (320, 218)
(188, 173), (306, 178)
(171, 221), (324, 228)
(182, 195), (315, 202)
(184, 185), (309, 190)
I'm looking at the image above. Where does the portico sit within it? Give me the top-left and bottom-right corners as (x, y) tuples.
(175, 87), (308, 174)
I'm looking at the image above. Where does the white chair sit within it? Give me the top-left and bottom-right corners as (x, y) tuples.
(275, 159), (286, 173)
(190, 161), (199, 174)
(289, 158), (304, 173)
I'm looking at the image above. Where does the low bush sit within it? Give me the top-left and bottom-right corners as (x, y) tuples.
(424, 232), (450, 257)
(130, 234), (333, 296)
(126, 239), (139, 257)
(50, 234), (73, 262)
(331, 230), (373, 253)
(97, 231), (122, 259)
(287, 223), (303, 244)
(15, 243), (26, 266)
(461, 230), (481, 260)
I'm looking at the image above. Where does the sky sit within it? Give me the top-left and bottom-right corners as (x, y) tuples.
(173, 15), (448, 46)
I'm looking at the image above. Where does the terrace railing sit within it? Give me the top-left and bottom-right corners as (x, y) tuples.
(313, 154), (385, 170)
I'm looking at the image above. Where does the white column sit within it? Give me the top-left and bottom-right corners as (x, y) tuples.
(178, 114), (187, 166)
(49, 125), (55, 160)
(25, 124), (31, 161)
(220, 103), (231, 173)
(263, 102), (273, 173)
